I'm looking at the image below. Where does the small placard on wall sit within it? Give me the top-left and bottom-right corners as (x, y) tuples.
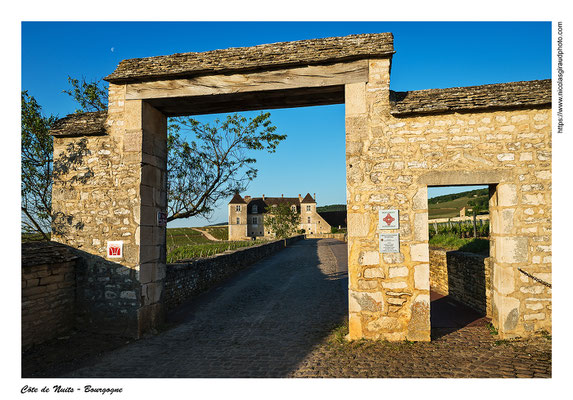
(157, 211), (167, 227)
(379, 209), (399, 230)
(379, 233), (400, 253)
(107, 241), (123, 259)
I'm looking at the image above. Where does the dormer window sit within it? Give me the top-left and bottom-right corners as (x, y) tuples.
(252, 205), (258, 214)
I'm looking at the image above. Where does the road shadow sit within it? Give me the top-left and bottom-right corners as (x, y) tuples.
(67, 238), (349, 378)
(430, 291), (490, 340)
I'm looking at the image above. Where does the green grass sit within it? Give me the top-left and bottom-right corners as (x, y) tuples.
(202, 226), (228, 241)
(21, 232), (51, 242)
(166, 226), (270, 262)
(167, 239), (269, 263)
(167, 228), (212, 249)
(429, 234), (489, 255)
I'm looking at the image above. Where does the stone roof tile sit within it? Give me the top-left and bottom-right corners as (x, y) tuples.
(390, 79), (551, 116)
(50, 111), (108, 137)
(105, 33), (394, 83)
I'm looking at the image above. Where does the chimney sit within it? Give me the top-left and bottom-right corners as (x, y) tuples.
(313, 193), (316, 201)
(244, 195), (251, 202)
(262, 194), (265, 200)
(281, 194), (284, 198)
(298, 194), (302, 202)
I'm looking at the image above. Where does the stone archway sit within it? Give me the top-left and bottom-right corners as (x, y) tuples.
(50, 33), (551, 341)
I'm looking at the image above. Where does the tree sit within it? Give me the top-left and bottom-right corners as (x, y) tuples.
(21, 91), (57, 239)
(62, 76), (107, 113)
(21, 76), (286, 237)
(468, 196), (489, 238)
(167, 113), (285, 222)
(264, 203), (300, 239)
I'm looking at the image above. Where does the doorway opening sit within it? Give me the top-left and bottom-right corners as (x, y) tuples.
(427, 184), (492, 338)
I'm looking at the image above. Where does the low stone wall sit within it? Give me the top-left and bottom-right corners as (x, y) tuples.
(306, 233), (347, 241)
(429, 248), (492, 317)
(164, 235), (304, 310)
(21, 241), (78, 349)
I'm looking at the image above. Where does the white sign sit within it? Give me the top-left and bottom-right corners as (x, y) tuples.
(379, 209), (399, 230)
(379, 233), (400, 253)
(107, 241), (123, 259)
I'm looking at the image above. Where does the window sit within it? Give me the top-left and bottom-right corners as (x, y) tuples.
(236, 217), (240, 224)
(306, 205), (311, 212)
(307, 217), (311, 224)
(235, 205), (241, 212)
(252, 217), (258, 225)
(291, 205), (296, 212)
(252, 205), (258, 213)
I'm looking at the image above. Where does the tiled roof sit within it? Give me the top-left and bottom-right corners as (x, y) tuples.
(247, 197), (301, 214)
(105, 33), (394, 83)
(228, 193), (246, 204)
(318, 211), (347, 228)
(390, 79), (551, 116)
(301, 193), (315, 203)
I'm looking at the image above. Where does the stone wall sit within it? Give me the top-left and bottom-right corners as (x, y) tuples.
(429, 248), (492, 317)
(51, 86), (168, 338)
(164, 236), (304, 310)
(306, 233), (347, 241)
(346, 59), (551, 340)
(22, 242), (78, 349)
(50, 33), (551, 341)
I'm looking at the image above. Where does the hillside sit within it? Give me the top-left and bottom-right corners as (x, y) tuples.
(317, 204), (346, 212)
(428, 188), (489, 219)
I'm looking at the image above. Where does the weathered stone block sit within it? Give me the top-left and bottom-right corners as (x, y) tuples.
(497, 184), (518, 207)
(413, 212), (428, 241)
(388, 266), (408, 278)
(367, 316), (403, 332)
(410, 243), (429, 262)
(364, 267), (385, 278)
(348, 213), (370, 237)
(495, 236), (528, 264)
(414, 263), (430, 290)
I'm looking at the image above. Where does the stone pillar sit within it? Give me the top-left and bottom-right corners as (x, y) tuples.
(51, 84), (167, 338)
(489, 182), (543, 339)
(124, 99), (168, 334)
(345, 59), (431, 341)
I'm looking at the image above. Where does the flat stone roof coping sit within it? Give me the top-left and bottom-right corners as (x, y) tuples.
(390, 79), (551, 116)
(105, 33), (395, 84)
(50, 110), (108, 137)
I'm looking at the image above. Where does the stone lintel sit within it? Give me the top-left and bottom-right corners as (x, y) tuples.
(417, 169), (513, 186)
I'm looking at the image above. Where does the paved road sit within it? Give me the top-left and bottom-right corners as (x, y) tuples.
(66, 238), (348, 378)
(64, 238), (551, 378)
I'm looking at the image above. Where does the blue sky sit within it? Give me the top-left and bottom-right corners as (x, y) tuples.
(21, 21), (552, 227)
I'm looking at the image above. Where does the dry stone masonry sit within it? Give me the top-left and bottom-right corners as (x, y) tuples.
(50, 32), (551, 340)
(21, 241), (78, 349)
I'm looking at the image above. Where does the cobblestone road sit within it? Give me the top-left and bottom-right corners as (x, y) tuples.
(64, 239), (551, 378)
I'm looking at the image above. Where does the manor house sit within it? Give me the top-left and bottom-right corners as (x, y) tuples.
(228, 193), (332, 240)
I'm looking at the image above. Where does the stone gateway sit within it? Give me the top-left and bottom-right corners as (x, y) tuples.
(50, 33), (551, 341)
